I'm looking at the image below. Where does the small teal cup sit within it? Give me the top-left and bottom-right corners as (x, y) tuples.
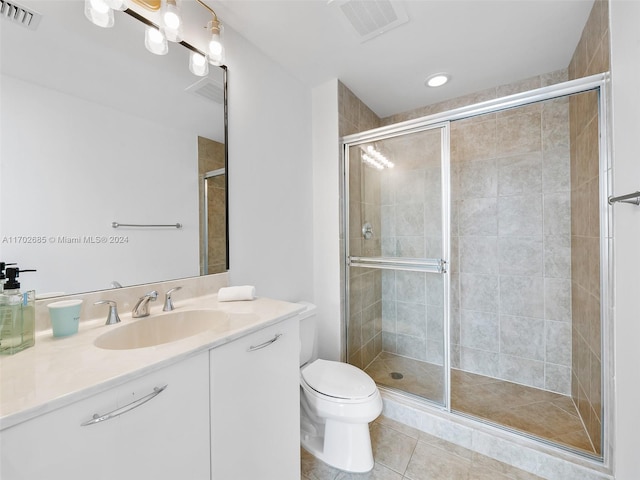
(48, 299), (83, 337)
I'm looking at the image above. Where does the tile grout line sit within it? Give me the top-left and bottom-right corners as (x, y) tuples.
(400, 436), (420, 480)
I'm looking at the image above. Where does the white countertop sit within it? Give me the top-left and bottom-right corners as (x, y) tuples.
(0, 294), (305, 430)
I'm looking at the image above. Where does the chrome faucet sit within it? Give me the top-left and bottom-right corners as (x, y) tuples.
(163, 286), (182, 312)
(132, 290), (158, 318)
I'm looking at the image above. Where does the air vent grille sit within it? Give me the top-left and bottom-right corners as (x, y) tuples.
(330, 0), (408, 42)
(0, 0), (41, 30)
(185, 77), (224, 104)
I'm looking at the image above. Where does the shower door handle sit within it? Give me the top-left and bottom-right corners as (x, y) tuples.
(348, 256), (447, 274)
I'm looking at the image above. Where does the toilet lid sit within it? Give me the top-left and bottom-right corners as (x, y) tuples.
(301, 359), (377, 400)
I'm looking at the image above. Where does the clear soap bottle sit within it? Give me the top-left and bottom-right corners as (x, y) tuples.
(0, 267), (36, 355)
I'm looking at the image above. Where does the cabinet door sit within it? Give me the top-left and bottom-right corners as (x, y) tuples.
(0, 386), (119, 480)
(0, 352), (210, 480)
(210, 318), (300, 480)
(114, 352), (210, 480)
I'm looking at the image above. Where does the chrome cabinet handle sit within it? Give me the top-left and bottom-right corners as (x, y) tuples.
(247, 333), (282, 352)
(80, 384), (168, 426)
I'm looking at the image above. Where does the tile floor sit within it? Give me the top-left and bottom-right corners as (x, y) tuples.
(301, 416), (545, 480)
(364, 352), (596, 455)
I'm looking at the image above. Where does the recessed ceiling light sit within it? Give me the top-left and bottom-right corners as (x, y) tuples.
(425, 73), (450, 88)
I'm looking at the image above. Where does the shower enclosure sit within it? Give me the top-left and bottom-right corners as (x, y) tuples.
(343, 74), (610, 459)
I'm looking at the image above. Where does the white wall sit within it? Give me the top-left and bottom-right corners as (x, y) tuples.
(311, 80), (342, 361)
(223, 28), (314, 303)
(0, 75), (199, 294)
(610, 1), (640, 478)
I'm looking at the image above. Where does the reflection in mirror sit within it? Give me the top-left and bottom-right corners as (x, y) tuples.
(0, 1), (228, 296)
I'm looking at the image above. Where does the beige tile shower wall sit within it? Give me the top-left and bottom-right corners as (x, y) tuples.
(568, 0), (609, 455)
(339, 82), (383, 369)
(381, 71), (572, 394)
(450, 93), (572, 395)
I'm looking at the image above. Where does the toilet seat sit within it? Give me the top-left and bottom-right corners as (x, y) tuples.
(301, 359), (377, 402)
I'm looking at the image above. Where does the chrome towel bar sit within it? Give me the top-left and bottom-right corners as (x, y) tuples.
(608, 191), (640, 206)
(112, 222), (183, 229)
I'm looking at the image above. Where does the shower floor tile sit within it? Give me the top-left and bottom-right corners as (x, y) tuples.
(363, 352), (596, 455)
(364, 351), (445, 404)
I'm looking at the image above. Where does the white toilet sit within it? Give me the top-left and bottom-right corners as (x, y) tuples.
(298, 303), (382, 473)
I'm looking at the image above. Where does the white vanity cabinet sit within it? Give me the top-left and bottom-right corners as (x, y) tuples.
(210, 317), (300, 480)
(0, 352), (210, 480)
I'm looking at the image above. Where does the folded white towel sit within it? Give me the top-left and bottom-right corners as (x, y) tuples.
(217, 285), (256, 302)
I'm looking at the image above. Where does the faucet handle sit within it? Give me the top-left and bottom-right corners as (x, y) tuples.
(94, 300), (121, 325)
(163, 286), (182, 312)
(146, 290), (159, 301)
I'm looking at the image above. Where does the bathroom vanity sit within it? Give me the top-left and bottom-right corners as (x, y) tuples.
(0, 294), (303, 480)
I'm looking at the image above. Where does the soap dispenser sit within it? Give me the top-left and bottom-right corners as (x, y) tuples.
(0, 267), (36, 355)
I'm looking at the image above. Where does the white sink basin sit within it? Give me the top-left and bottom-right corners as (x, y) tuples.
(94, 309), (229, 350)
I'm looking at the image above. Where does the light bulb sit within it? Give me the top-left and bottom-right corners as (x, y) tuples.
(164, 11), (180, 30)
(104, 0), (126, 11)
(189, 52), (209, 77)
(145, 27), (168, 55)
(207, 20), (225, 66)
(162, 0), (182, 42)
(90, 0), (110, 13)
(425, 73), (450, 88)
(85, 0), (114, 28)
(209, 35), (222, 56)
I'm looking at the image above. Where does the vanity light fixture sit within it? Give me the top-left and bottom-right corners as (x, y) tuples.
(85, 0), (226, 72)
(196, 0), (225, 66)
(425, 73), (450, 88)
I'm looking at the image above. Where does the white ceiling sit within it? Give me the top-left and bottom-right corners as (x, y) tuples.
(212, 0), (595, 118)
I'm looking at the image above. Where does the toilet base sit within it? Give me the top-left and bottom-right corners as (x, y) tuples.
(301, 418), (375, 473)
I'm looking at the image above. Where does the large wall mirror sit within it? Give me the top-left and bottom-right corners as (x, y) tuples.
(0, 0), (228, 296)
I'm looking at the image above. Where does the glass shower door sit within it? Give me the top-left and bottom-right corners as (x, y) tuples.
(345, 124), (450, 407)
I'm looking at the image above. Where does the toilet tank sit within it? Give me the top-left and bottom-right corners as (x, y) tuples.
(297, 302), (317, 366)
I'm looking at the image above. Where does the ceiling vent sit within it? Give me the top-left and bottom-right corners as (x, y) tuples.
(185, 77), (225, 104)
(329, 0), (408, 43)
(0, 0), (42, 30)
